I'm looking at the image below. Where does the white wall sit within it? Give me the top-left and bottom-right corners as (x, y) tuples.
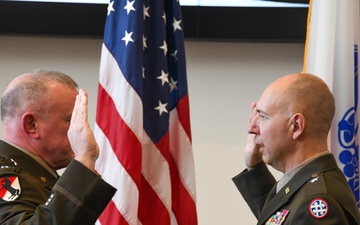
(0, 35), (305, 224)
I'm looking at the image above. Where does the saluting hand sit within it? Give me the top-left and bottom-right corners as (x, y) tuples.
(244, 102), (263, 169)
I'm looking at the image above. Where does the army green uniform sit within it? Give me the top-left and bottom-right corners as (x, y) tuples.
(232, 154), (360, 225)
(0, 141), (116, 224)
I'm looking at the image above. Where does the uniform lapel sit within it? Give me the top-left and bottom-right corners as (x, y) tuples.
(258, 186), (290, 225)
(263, 183), (277, 208)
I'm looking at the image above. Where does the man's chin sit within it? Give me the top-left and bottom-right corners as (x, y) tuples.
(262, 156), (271, 165)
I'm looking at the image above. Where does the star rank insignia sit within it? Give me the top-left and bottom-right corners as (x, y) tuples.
(308, 198), (329, 219)
(0, 176), (21, 201)
(265, 209), (289, 225)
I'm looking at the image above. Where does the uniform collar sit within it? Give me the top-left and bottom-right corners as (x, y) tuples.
(2, 140), (58, 178)
(277, 151), (330, 193)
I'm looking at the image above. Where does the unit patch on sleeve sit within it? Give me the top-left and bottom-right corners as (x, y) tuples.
(0, 176), (21, 201)
(308, 198), (329, 219)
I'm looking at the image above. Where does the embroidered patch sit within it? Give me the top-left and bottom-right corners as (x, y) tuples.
(265, 209), (289, 225)
(0, 176), (21, 201)
(308, 198), (329, 219)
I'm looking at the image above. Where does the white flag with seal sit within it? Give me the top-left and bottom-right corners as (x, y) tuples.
(303, 0), (360, 207)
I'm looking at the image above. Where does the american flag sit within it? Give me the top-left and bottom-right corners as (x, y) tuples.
(304, 0), (360, 206)
(94, 0), (198, 224)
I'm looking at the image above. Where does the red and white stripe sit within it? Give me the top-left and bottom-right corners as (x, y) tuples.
(95, 44), (197, 225)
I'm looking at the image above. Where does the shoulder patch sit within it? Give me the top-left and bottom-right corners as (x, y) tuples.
(308, 198), (329, 219)
(0, 176), (21, 201)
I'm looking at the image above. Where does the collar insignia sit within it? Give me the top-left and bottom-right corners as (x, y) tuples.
(310, 177), (319, 183)
(0, 176), (21, 201)
(285, 187), (290, 194)
(266, 209), (289, 225)
(308, 198), (329, 219)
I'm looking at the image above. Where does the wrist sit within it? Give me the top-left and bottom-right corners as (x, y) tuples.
(246, 161), (262, 171)
(74, 156), (96, 171)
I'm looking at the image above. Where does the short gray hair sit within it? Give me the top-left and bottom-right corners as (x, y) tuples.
(1, 70), (78, 122)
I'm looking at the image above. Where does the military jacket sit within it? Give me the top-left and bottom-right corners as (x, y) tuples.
(0, 140), (116, 224)
(232, 154), (360, 225)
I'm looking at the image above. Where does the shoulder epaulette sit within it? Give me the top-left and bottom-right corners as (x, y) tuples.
(304, 173), (327, 197)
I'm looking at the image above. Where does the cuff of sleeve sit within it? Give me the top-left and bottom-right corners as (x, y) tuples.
(56, 160), (116, 217)
(232, 162), (276, 201)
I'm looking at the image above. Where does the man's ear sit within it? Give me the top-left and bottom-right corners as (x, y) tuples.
(290, 113), (305, 140)
(21, 113), (40, 139)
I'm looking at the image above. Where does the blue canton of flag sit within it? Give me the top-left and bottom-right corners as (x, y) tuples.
(104, 0), (187, 143)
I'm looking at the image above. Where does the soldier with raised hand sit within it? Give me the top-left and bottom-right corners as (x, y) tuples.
(0, 70), (116, 224)
(233, 73), (360, 225)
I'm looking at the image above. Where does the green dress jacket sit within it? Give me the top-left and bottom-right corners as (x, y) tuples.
(0, 140), (116, 224)
(232, 154), (360, 225)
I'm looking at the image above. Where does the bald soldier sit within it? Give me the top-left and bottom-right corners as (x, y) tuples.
(0, 70), (116, 224)
(232, 73), (360, 224)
